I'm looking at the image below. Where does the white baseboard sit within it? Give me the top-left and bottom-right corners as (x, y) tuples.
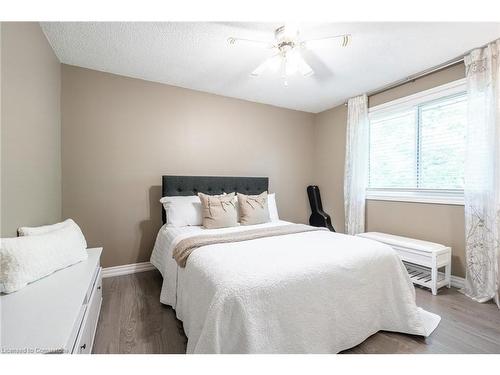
(102, 261), (155, 278)
(450, 275), (465, 289)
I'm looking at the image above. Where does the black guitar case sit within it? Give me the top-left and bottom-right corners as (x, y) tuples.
(307, 185), (335, 232)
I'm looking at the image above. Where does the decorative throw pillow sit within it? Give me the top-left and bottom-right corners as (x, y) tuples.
(198, 192), (238, 229)
(237, 192), (270, 225)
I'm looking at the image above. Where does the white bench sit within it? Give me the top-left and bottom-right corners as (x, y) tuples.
(357, 232), (451, 295)
(1, 248), (103, 354)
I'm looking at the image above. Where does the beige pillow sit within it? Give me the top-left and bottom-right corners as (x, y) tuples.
(198, 192), (238, 229)
(237, 192), (270, 225)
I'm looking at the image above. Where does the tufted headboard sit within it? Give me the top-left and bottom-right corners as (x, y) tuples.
(161, 175), (269, 224)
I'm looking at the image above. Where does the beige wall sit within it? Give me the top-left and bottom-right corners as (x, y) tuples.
(1, 22), (61, 236)
(61, 65), (315, 267)
(313, 104), (348, 233)
(314, 63), (467, 277)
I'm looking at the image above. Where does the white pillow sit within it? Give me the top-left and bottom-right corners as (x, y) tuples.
(18, 220), (68, 236)
(268, 193), (279, 222)
(0, 225), (89, 294)
(18, 219), (87, 249)
(160, 195), (203, 227)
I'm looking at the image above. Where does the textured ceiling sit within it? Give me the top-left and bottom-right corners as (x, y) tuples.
(41, 22), (500, 113)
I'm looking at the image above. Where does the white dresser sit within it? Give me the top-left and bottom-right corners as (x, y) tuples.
(1, 248), (103, 354)
(357, 233), (451, 295)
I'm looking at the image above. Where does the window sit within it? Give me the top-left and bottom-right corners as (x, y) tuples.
(367, 79), (466, 205)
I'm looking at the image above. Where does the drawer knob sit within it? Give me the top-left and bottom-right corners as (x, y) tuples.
(80, 343), (86, 350)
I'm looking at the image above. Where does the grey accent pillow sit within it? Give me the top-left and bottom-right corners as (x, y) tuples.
(237, 192), (270, 225)
(198, 192), (238, 229)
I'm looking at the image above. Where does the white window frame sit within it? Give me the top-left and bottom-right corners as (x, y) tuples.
(366, 78), (466, 206)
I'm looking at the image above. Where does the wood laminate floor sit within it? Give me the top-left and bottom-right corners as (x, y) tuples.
(92, 270), (500, 354)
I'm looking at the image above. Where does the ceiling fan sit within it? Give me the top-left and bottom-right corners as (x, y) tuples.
(228, 24), (351, 85)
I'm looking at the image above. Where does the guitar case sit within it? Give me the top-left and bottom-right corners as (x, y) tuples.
(307, 185), (335, 232)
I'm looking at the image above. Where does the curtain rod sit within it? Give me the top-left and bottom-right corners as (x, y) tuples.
(341, 38), (500, 106)
(343, 56), (465, 106)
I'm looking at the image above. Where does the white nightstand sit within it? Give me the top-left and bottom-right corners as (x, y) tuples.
(357, 232), (451, 295)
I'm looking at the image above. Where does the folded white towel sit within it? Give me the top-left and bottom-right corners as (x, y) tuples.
(1, 223), (88, 294)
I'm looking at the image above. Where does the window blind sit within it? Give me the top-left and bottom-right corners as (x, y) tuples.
(369, 92), (467, 190)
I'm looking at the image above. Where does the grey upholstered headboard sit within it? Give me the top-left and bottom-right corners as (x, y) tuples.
(161, 175), (269, 224)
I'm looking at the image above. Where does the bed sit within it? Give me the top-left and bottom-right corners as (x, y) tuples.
(150, 175), (440, 353)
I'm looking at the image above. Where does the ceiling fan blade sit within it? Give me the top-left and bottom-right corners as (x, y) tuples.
(227, 37), (274, 48)
(341, 34), (351, 47)
(302, 33), (351, 48)
(251, 54), (281, 76)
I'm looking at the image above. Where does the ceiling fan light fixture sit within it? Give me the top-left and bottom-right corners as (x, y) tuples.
(252, 49), (313, 79)
(284, 50), (300, 76)
(297, 55), (314, 77)
(251, 54), (282, 76)
(283, 49), (313, 77)
(250, 60), (268, 76)
(231, 24), (350, 82)
(267, 55), (282, 73)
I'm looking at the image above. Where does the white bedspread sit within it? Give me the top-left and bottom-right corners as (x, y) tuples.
(150, 221), (440, 353)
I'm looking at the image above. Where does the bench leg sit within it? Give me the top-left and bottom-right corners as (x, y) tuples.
(431, 266), (438, 295)
(445, 263), (451, 288)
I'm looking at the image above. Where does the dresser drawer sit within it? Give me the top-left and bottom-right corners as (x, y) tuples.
(74, 268), (102, 354)
(84, 264), (101, 304)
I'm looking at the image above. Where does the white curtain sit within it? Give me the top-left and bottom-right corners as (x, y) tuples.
(344, 94), (369, 235)
(463, 39), (500, 308)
